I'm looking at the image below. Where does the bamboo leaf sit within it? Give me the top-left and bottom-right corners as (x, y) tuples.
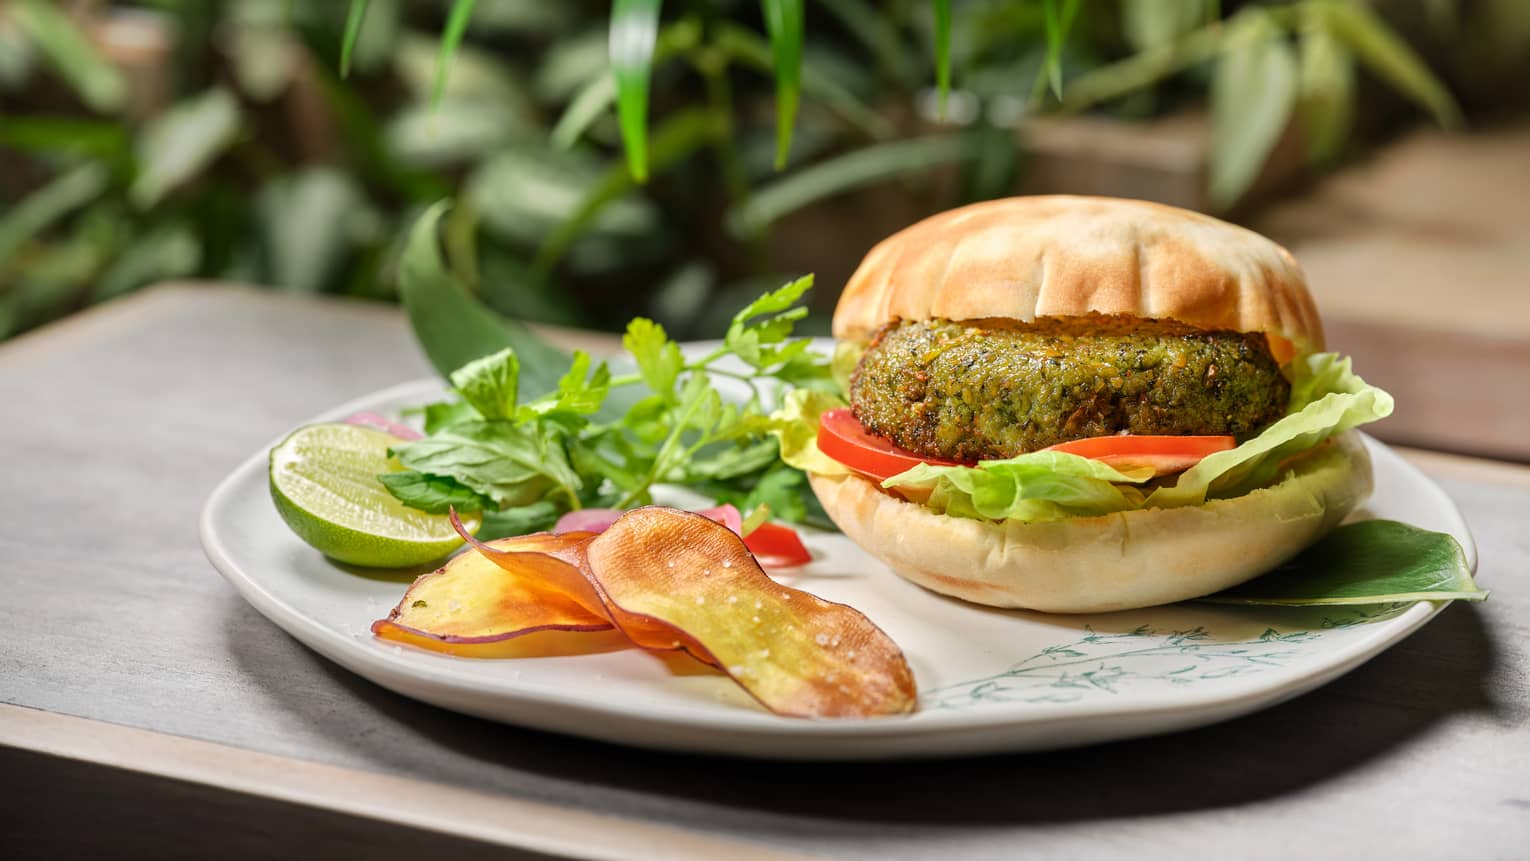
(13, 0), (126, 113)
(400, 202), (569, 394)
(551, 19), (702, 150)
(341, 0), (371, 78)
(256, 167), (366, 293)
(1121, 0), (1208, 52)
(535, 108), (721, 272)
(1314, 0), (1461, 129)
(1208, 11), (1297, 208)
(0, 116), (129, 161)
(1297, 23), (1355, 166)
(1040, 0), (1082, 100)
(92, 222), (201, 302)
(760, 0), (804, 170)
(716, 24), (893, 140)
(932, 0), (951, 118)
(1060, 25), (1222, 114)
(0, 163), (109, 274)
(818, 0), (913, 86)
(129, 87), (243, 210)
(727, 135), (974, 237)
(0, 16), (36, 89)
(432, 0), (479, 107)
(551, 73), (617, 149)
(610, 0), (663, 182)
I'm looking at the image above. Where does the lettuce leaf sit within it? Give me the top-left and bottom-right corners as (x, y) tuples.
(1146, 353), (1393, 507)
(769, 388), (851, 476)
(883, 453), (1153, 522)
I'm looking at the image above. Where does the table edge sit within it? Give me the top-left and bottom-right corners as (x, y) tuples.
(0, 703), (817, 861)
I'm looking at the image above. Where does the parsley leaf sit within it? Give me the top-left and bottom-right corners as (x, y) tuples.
(725, 275), (814, 371)
(623, 318), (684, 400)
(519, 350), (611, 421)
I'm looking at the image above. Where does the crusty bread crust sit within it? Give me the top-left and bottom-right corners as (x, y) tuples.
(808, 432), (1372, 613)
(833, 195), (1324, 358)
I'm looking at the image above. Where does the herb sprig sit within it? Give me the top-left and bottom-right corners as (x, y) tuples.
(382, 275), (833, 537)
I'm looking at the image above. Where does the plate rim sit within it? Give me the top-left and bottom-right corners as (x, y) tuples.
(200, 373), (1476, 753)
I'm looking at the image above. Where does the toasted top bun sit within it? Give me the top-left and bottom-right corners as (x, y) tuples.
(834, 195), (1324, 359)
(808, 432), (1372, 613)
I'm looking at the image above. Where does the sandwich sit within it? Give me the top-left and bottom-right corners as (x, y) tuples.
(773, 195), (1393, 613)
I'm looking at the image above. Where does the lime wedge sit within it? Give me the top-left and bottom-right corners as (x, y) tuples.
(269, 423), (480, 568)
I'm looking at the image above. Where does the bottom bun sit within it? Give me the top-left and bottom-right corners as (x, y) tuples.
(808, 431), (1374, 613)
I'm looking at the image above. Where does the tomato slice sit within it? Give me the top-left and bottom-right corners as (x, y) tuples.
(817, 408), (966, 483)
(818, 408), (1235, 480)
(743, 522), (813, 567)
(1044, 434), (1235, 476)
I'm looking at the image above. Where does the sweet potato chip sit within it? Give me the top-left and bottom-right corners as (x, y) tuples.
(408, 508), (918, 718)
(372, 534), (611, 653)
(584, 508), (917, 718)
(453, 522), (716, 667)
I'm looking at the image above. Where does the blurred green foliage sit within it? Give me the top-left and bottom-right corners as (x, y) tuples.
(0, 0), (1486, 343)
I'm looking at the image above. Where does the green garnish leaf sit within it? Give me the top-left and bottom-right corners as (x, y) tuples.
(376, 471), (492, 515)
(1202, 520), (1485, 606)
(410, 400), (480, 434)
(725, 274), (814, 371)
(450, 348), (519, 421)
(382, 277), (832, 533)
(398, 203), (570, 396)
(527, 350), (612, 419)
(390, 421), (581, 510)
(623, 318), (684, 400)
(477, 499), (564, 540)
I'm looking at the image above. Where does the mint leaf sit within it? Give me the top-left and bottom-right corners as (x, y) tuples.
(377, 471), (492, 514)
(417, 399), (479, 433)
(391, 420), (580, 508)
(450, 347), (519, 420)
(477, 499), (564, 540)
(1202, 520), (1485, 606)
(623, 317), (683, 399)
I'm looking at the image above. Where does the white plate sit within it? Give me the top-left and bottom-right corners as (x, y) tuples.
(201, 373), (1476, 760)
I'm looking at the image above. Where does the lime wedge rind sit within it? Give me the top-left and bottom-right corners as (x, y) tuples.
(269, 423), (479, 568)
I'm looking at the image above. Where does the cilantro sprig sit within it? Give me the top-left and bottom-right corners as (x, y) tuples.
(383, 276), (834, 537)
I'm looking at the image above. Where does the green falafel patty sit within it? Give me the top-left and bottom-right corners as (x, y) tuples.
(849, 314), (1290, 462)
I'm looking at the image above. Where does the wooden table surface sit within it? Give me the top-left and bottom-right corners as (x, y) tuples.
(4, 284), (1527, 860)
